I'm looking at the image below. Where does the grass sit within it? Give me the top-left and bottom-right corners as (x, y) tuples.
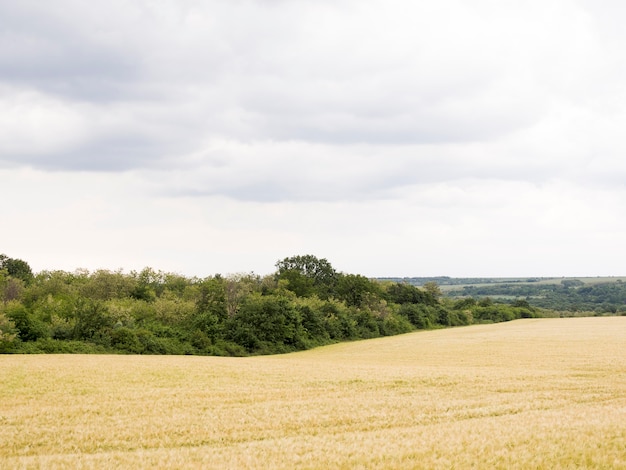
(2, 317), (626, 469)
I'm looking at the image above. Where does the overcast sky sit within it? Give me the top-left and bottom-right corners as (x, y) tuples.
(2, 0), (626, 278)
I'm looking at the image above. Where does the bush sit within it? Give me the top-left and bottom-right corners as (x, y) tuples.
(378, 312), (413, 336)
(4, 301), (49, 342)
(399, 304), (437, 329)
(110, 327), (144, 353)
(72, 299), (114, 341)
(384, 282), (429, 305)
(294, 297), (331, 344)
(353, 308), (381, 339)
(321, 300), (357, 340)
(226, 294), (305, 352)
(211, 339), (247, 357)
(0, 312), (18, 352)
(134, 329), (192, 355)
(13, 338), (110, 354)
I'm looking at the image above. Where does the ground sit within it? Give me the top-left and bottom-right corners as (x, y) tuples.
(2, 317), (626, 469)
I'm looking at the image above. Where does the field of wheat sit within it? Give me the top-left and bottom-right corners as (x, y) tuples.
(1, 317), (626, 469)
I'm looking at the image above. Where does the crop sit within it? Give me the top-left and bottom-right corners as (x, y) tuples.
(2, 317), (626, 469)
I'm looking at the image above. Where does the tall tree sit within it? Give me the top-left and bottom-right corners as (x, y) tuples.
(275, 255), (338, 298)
(0, 254), (34, 285)
(335, 273), (381, 307)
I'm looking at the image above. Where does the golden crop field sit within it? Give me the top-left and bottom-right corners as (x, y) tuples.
(2, 317), (626, 469)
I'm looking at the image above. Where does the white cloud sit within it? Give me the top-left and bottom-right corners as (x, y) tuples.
(0, 85), (89, 158)
(3, 167), (626, 277)
(2, 0), (626, 275)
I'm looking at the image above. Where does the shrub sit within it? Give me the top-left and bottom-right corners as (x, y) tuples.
(13, 338), (110, 354)
(110, 327), (144, 353)
(226, 294), (305, 352)
(378, 312), (413, 336)
(399, 304), (437, 329)
(4, 301), (49, 342)
(0, 312), (18, 352)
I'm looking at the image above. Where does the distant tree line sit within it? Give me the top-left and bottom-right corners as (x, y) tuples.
(449, 280), (626, 314)
(0, 254), (540, 355)
(378, 277), (544, 286)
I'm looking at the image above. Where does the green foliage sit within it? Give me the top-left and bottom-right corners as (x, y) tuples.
(336, 274), (381, 307)
(449, 279), (626, 314)
(0, 311), (18, 352)
(352, 307), (381, 339)
(0, 254), (34, 285)
(453, 300), (538, 323)
(195, 277), (228, 322)
(378, 312), (413, 336)
(293, 297), (331, 345)
(72, 299), (114, 342)
(1, 277), (25, 304)
(12, 338), (111, 354)
(3, 301), (49, 341)
(110, 327), (144, 353)
(398, 304), (436, 329)
(223, 273), (262, 316)
(385, 282), (430, 305)
(423, 281), (443, 304)
(275, 255), (338, 299)
(130, 284), (156, 302)
(453, 297), (477, 310)
(319, 298), (357, 340)
(79, 270), (135, 301)
(226, 294), (305, 352)
(0, 254), (552, 356)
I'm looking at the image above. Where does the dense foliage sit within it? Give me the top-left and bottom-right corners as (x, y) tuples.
(448, 280), (626, 313)
(0, 254), (540, 355)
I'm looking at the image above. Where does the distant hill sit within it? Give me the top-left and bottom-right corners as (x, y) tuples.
(376, 276), (626, 314)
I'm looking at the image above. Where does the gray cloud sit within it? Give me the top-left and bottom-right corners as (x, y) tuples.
(1, 0), (625, 200)
(0, 3), (138, 102)
(144, 137), (576, 204)
(4, 0), (626, 277)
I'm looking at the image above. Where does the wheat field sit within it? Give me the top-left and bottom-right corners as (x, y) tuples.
(1, 317), (626, 469)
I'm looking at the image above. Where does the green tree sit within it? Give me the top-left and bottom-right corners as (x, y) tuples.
(227, 293), (304, 352)
(80, 270), (136, 301)
(72, 299), (114, 342)
(0, 269), (23, 304)
(0, 254), (34, 285)
(293, 296), (331, 345)
(275, 255), (338, 299)
(3, 278), (24, 303)
(4, 301), (49, 342)
(453, 297), (477, 310)
(423, 281), (442, 304)
(131, 267), (166, 299)
(319, 299), (357, 340)
(224, 273), (261, 317)
(399, 303), (437, 329)
(336, 274), (381, 307)
(195, 277), (228, 321)
(110, 327), (144, 353)
(0, 310), (17, 351)
(385, 282), (429, 305)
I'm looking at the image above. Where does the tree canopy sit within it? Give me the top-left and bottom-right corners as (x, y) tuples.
(0, 253), (542, 355)
(0, 254), (34, 284)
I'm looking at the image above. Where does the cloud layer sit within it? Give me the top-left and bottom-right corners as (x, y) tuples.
(2, 0), (626, 275)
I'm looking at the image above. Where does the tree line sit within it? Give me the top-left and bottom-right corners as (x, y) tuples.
(449, 280), (626, 314)
(0, 254), (540, 355)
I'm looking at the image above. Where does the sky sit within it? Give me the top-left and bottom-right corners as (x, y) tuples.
(2, 0), (626, 278)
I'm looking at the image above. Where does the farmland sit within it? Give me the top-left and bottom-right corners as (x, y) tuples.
(2, 317), (626, 468)
(379, 275), (626, 313)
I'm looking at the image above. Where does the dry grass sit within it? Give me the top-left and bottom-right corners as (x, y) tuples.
(2, 317), (626, 469)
